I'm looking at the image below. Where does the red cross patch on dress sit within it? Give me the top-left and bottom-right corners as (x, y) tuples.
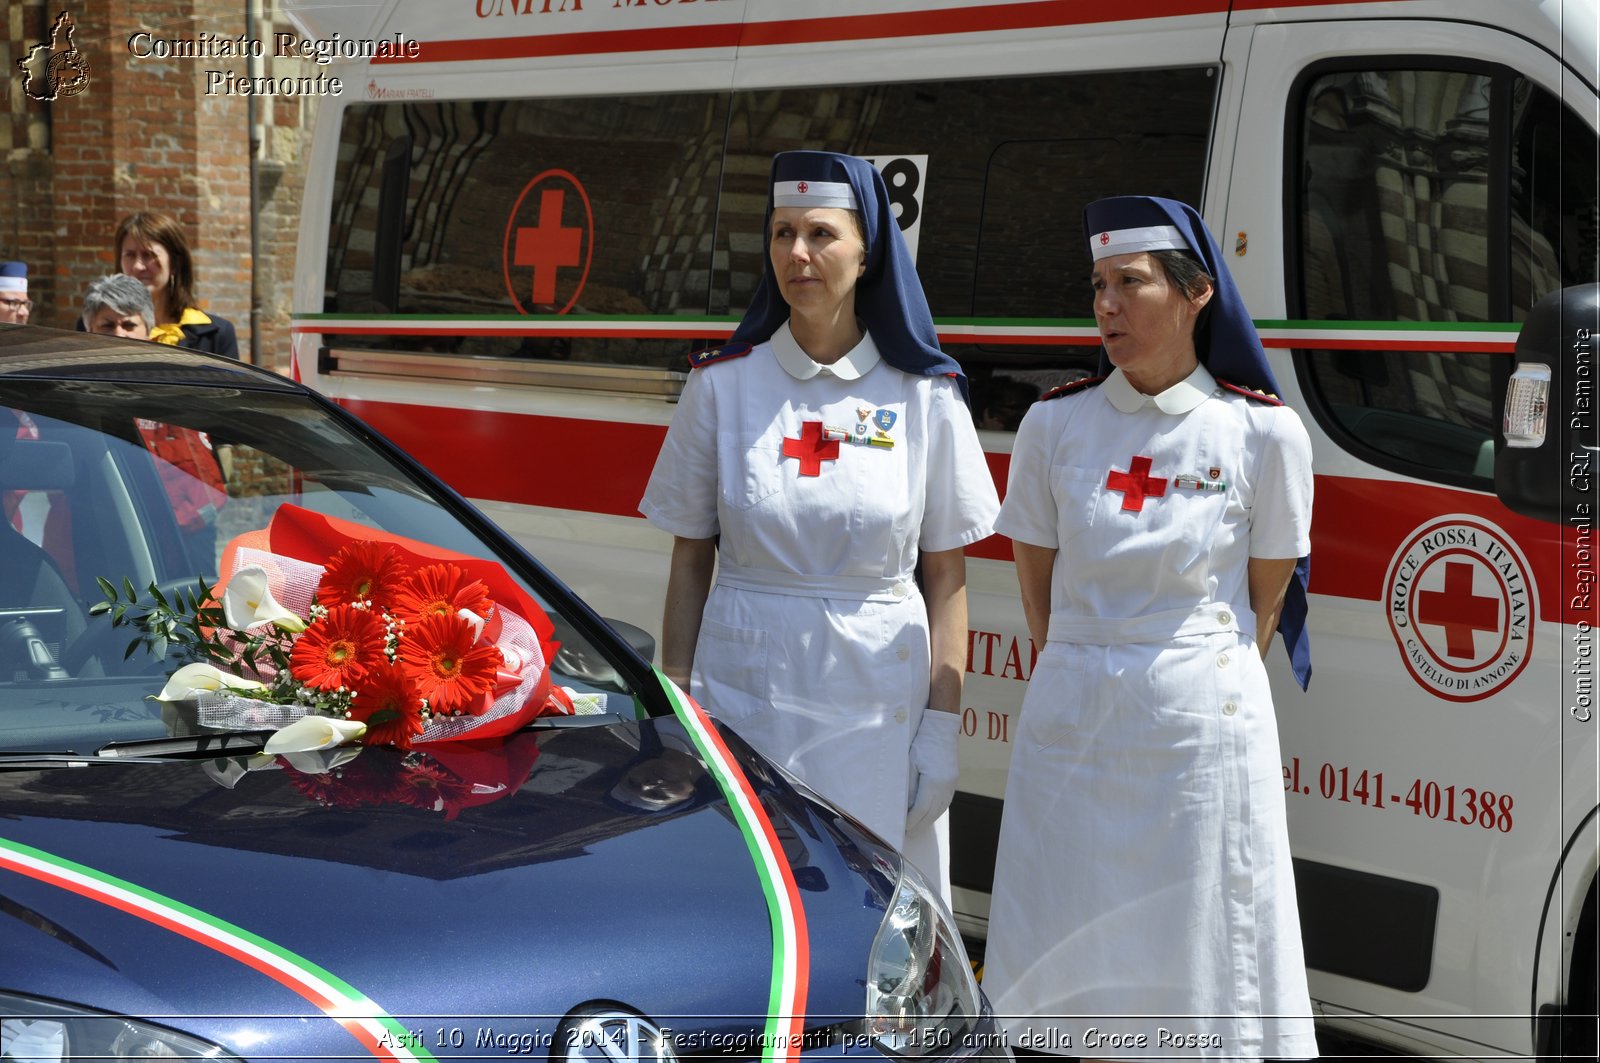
(1106, 454), (1167, 513)
(782, 420), (840, 476)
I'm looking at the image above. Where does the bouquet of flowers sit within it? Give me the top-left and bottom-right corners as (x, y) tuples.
(97, 505), (573, 754)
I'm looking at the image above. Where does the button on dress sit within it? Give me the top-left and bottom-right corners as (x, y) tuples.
(641, 324), (998, 870)
(983, 365), (1317, 1060)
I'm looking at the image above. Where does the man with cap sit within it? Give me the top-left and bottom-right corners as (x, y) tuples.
(983, 196), (1316, 1060)
(0, 263), (32, 324)
(640, 151), (997, 895)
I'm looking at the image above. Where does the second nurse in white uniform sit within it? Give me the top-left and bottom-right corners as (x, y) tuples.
(983, 196), (1318, 1061)
(640, 151), (998, 892)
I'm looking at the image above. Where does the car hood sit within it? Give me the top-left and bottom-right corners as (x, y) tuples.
(0, 718), (895, 1058)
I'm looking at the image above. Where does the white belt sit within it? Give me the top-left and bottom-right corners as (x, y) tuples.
(715, 562), (916, 603)
(1047, 603), (1241, 645)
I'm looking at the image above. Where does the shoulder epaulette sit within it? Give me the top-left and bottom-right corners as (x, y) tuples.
(686, 342), (752, 370)
(1041, 375), (1106, 401)
(1216, 378), (1284, 406)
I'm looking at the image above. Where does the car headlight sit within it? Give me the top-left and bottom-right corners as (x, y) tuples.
(0, 992), (238, 1060)
(864, 860), (982, 1056)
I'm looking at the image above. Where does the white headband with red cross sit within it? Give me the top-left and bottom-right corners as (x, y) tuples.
(773, 179), (859, 211)
(1090, 224), (1188, 261)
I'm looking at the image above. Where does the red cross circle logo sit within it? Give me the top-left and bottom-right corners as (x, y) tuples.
(1384, 517), (1536, 702)
(1099, 232), (1110, 246)
(797, 180), (809, 194)
(502, 169), (594, 315)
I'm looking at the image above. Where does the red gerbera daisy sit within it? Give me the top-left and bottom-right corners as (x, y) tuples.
(347, 661), (425, 748)
(289, 604), (387, 691)
(390, 563), (492, 627)
(317, 540), (410, 611)
(398, 612), (503, 716)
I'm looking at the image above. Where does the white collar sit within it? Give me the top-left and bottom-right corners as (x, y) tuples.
(771, 321), (881, 381)
(1103, 363), (1217, 414)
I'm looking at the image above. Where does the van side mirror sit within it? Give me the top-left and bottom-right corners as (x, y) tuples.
(1495, 283), (1599, 524)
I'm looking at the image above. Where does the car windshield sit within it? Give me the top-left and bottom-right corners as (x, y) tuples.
(0, 363), (646, 754)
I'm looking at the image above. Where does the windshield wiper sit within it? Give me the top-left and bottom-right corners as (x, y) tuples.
(526, 713), (629, 729)
(0, 752), (96, 769)
(95, 731), (274, 759)
(78, 717), (624, 762)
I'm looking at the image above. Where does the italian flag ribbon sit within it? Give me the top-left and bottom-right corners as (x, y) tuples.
(0, 835), (437, 1062)
(658, 673), (811, 1062)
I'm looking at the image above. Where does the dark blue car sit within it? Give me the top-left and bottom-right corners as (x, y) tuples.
(0, 328), (1005, 1062)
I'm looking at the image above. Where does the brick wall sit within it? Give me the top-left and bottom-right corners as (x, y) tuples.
(1, 0), (312, 370)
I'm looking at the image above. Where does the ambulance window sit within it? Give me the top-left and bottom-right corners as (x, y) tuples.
(319, 67), (1217, 400)
(1291, 65), (1598, 488)
(322, 93), (732, 366)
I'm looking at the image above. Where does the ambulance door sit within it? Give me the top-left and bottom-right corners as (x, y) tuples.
(1224, 15), (1598, 1059)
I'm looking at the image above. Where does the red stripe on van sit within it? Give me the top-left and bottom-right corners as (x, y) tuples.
(734, 0), (1225, 46)
(388, 0), (1227, 65)
(1312, 475), (1576, 626)
(344, 399), (665, 519)
(345, 399), (1578, 625)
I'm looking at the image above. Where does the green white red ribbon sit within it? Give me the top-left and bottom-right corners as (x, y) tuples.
(0, 835), (437, 1062)
(658, 673), (811, 1063)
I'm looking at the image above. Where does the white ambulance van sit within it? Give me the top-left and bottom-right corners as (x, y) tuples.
(280, 1), (1598, 1057)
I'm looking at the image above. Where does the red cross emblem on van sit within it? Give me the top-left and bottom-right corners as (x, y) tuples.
(1383, 516), (1536, 703)
(502, 169), (594, 315)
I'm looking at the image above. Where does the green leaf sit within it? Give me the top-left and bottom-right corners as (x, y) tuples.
(122, 577), (138, 603)
(96, 576), (118, 602)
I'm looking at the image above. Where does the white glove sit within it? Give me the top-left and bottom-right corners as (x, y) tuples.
(905, 709), (960, 836)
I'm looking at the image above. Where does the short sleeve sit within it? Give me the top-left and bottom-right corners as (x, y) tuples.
(639, 368), (721, 539)
(1248, 407), (1314, 559)
(993, 400), (1061, 549)
(919, 378), (1000, 553)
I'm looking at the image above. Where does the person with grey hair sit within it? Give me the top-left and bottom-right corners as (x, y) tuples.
(81, 273), (154, 339)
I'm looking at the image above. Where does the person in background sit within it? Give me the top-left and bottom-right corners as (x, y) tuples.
(115, 212), (239, 358)
(81, 274), (154, 339)
(79, 271), (230, 569)
(982, 195), (1317, 1061)
(640, 150), (999, 897)
(0, 263), (33, 324)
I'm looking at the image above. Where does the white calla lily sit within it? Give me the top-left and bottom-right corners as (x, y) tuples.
(458, 608), (487, 642)
(155, 662), (268, 702)
(222, 566), (307, 632)
(264, 715), (368, 754)
(279, 746), (364, 775)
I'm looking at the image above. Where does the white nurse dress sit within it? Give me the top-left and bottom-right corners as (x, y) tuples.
(983, 364), (1318, 1061)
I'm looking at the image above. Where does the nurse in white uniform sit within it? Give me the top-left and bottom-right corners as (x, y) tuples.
(983, 196), (1317, 1061)
(640, 151), (999, 894)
